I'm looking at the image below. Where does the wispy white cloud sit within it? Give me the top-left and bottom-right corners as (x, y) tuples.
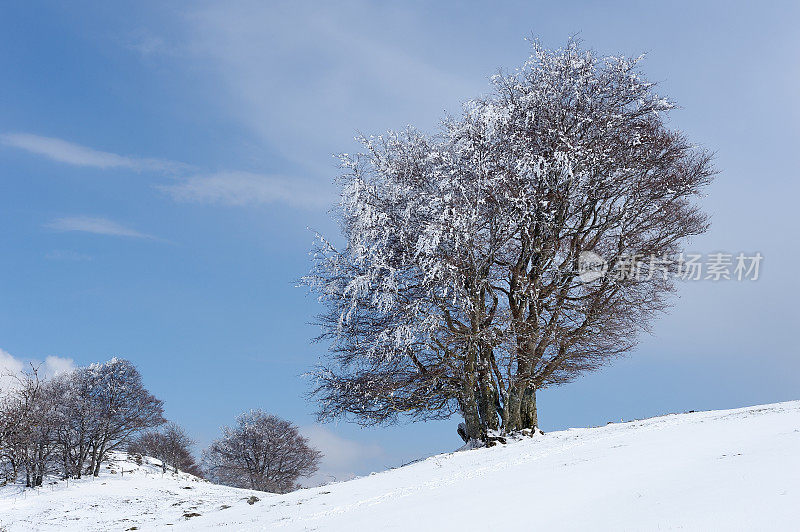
(45, 216), (155, 239)
(300, 425), (384, 486)
(125, 31), (169, 57)
(42, 355), (76, 377)
(178, 3), (479, 174)
(3, 132), (331, 211)
(45, 249), (94, 261)
(0, 348), (24, 392)
(1, 133), (186, 172)
(160, 171), (334, 209)
(0, 347), (75, 394)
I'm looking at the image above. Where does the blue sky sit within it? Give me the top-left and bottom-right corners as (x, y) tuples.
(1, 1), (799, 482)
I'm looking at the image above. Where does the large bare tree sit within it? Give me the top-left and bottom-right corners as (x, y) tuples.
(305, 40), (715, 443)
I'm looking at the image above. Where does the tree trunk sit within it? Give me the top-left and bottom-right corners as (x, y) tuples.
(457, 374), (483, 443)
(457, 335), (485, 443)
(63, 446), (70, 479)
(520, 386), (538, 429)
(477, 373), (499, 431)
(92, 439), (108, 476)
(93, 453), (103, 476)
(77, 440), (90, 479)
(86, 446), (97, 475)
(35, 447), (44, 486)
(476, 379), (498, 431)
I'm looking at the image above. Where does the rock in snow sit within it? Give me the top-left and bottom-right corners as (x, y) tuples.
(2, 400), (799, 530)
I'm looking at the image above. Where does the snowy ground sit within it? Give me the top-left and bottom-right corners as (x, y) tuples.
(2, 400), (799, 531)
(0, 453), (263, 530)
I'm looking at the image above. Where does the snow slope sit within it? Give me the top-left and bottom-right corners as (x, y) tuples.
(2, 400), (799, 531)
(0, 453), (263, 530)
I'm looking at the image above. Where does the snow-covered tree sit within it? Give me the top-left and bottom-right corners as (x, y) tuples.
(202, 410), (321, 493)
(0, 358), (165, 484)
(0, 366), (59, 486)
(305, 40), (715, 443)
(48, 367), (104, 479)
(82, 358), (166, 476)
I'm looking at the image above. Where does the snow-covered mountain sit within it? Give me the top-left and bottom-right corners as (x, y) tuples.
(2, 400), (799, 531)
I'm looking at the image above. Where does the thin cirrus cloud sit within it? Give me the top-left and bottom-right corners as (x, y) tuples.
(0, 133), (187, 172)
(182, 2), (477, 175)
(2, 132), (332, 211)
(45, 216), (155, 239)
(45, 249), (94, 261)
(160, 171), (334, 209)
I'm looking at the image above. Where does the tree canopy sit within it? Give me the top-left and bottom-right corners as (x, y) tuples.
(305, 40), (715, 443)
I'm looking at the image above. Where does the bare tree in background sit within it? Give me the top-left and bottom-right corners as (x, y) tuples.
(49, 368), (100, 479)
(129, 422), (201, 476)
(1, 375), (27, 484)
(0, 358), (165, 484)
(305, 39), (716, 444)
(83, 358), (166, 476)
(0, 367), (59, 487)
(202, 410), (321, 493)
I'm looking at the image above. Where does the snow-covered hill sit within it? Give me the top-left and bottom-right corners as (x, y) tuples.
(0, 452), (263, 530)
(2, 400), (799, 531)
